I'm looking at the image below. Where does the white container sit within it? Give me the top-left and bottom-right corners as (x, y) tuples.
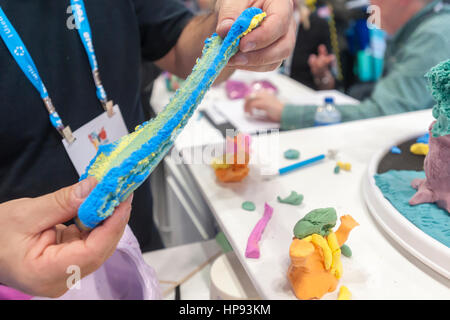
(363, 133), (450, 279)
(210, 252), (260, 300)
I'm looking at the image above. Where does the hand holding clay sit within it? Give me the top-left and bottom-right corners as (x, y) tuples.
(0, 177), (132, 298)
(216, 0), (296, 72)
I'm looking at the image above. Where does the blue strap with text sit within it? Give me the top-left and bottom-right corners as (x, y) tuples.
(0, 7), (49, 99)
(70, 0), (108, 103)
(0, 6), (64, 131)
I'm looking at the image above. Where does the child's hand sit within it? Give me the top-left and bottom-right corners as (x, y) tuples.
(244, 90), (285, 122)
(308, 44), (335, 79)
(0, 177), (133, 298)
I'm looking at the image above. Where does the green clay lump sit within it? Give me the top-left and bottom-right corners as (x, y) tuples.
(284, 149), (300, 160)
(242, 201), (256, 211)
(277, 191), (304, 206)
(293, 207), (337, 239)
(341, 244), (352, 257)
(426, 59), (450, 137)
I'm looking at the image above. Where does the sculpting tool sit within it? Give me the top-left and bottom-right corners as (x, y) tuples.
(278, 154), (326, 175)
(261, 154), (326, 180)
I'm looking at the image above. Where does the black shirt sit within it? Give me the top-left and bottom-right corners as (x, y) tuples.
(289, 12), (331, 90)
(0, 0), (193, 252)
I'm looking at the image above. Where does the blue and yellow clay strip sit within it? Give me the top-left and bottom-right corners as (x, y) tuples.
(76, 8), (266, 230)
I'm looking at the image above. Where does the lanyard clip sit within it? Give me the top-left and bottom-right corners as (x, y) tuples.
(61, 126), (76, 145)
(102, 100), (115, 117)
(44, 99), (75, 144)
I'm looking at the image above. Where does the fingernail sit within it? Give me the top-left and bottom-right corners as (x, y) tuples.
(218, 19), (234, 34)
(74, 179), (93, 199)
(242, 42), (256, 53)
(230, 54), (248, 66)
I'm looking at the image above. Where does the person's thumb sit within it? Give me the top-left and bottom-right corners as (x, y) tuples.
(216, 0), (249, 38)
(30, 177), (98, 232)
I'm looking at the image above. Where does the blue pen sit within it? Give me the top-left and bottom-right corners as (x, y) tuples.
(279, 154), (326, 175)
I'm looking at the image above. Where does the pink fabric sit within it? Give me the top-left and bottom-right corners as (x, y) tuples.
(31, 225), (161, 300)
(0, 285), (32, 300)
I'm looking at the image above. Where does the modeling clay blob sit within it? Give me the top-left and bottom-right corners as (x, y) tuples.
(338, 286), (352, 300)
(410, 59), (450, 213)
(410, 143), (429, 156)
(288, 212), (359, 300)
(293, 208), (337, 239)
(245, 203), (273, 259)
(76, 8), (267, 230)
(277, 191), (304, 206)
(242, 201), (256, 211)
(213, 133), (252, 183)
(284, 149), (300, 160)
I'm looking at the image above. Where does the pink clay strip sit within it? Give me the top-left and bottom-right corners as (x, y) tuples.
(245, 203), (274, 259)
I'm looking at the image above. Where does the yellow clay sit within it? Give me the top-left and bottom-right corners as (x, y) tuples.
(311, 234), (332, 270)
(335, 260), (343, 279)
(240, 13), (267, 37)
(338, 286), (352, 300)
(327, 232), (340, 252)
(327, 232), (342, 277)
(337, 162), (351, 171)
(410, 143), (429, 156)
(330, 249), (342, 277)
(211, 158), (231, 170)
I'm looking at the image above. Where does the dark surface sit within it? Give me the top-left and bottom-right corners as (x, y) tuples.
(289, 12), (332, 90)
(377, 137), (426, 174)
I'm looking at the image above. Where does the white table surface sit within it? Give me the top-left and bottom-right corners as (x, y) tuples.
(182, 109), (450, 300)
(150, 70), (317, 150)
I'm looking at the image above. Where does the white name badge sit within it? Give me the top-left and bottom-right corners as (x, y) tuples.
(62, 104), (129, 177)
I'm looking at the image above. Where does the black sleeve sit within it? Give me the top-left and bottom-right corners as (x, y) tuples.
(132, 0), (195, 61)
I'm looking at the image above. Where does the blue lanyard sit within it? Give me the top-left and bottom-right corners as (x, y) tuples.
(70, 0), (109, 105)
(0, 6), (66, 134)
(0, 2), (113, 143)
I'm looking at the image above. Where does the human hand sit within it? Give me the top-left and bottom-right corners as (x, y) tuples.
(244, 90), (284, 122)
(0, 177), (133, 298)
(308, 44), (335, 78)
(216, 0), (296, 72)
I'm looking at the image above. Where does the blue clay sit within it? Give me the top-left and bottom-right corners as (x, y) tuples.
(390, 146), (402, 154)
(375, 170), (450, 248)
(77, 8), (265, 229)
(416, 133), (430, 144)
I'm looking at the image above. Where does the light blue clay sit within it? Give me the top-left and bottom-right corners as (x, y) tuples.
(375, 170), (450, 248)
(284, 149), (300, 160)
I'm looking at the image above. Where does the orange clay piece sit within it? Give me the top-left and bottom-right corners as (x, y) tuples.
(215, 143), (250, 182)
(215, 165), (250, 182)
(335, 215), (359, 247)
(287, 215), (359, 300)
(214, 134), (251, 182)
